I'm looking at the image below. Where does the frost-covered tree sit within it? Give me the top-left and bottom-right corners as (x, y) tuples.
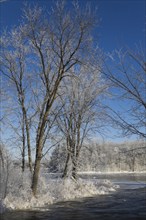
(48, 144), (67, 173)
(81, 140), (146, 172)
(118, 141), (146, 172)
(0, 27), (33, 172)
(0, 2), (99, 195)
(103, 47), (146, 138)
(56, 65), (107, 179)
(49, 140), (146, 173)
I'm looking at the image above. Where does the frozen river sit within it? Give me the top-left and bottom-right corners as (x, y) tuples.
(1, 173), (146, 220)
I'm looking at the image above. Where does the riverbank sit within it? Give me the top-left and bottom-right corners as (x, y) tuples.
(1, 185), (146, 220)
(0, 176), (118, 213)
(1, 172), (146, 214)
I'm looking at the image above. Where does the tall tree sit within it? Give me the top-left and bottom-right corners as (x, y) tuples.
(0, 27), (33, 172)
(1, 2), (99, 195)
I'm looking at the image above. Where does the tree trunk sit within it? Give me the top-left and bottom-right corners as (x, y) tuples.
(72, 164), (77, 180)
(4, 159), (9, 199)
(132, 157), (135, 172)
(31, 144), (42, 196)
(71, 152), (79, 180)
(31, 100), (56, 195)
(24, 110), (33, 173)
(22, 116), (25, 172)
(22, 147), (25, 172)
(27, 136), (33, 173)
(21, 101), (33, 173)
(62, 153), (71, 178)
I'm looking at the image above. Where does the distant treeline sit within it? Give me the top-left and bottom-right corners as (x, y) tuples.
(48, 140), (146, 173)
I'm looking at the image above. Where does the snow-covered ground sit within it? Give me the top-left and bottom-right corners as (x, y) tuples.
(78, 171), (146, 174)
(0, 170), (119, 213)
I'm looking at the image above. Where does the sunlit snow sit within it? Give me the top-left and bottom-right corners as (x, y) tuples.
(0, 169), (118, 213)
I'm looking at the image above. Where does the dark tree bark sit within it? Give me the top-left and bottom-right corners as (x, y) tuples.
(62, 152), (71, 178)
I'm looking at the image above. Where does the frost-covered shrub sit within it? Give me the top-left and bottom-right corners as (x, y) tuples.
(2, 171), (118, 211)
(48, 144), (67, 173)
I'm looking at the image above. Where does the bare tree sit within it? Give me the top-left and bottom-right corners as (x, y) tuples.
(57, 65), (107, 179)
(0, 27), (33, 173)
(1, 2), (99, 195)
(103, 47), (146, 138)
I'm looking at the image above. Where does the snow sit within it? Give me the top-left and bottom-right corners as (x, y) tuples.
(79, 171), (146, 174)
(0, 169), (119, 213)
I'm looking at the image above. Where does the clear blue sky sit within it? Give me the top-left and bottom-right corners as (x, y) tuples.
(0, 0), (145, 52)
(0, 0), (145, 142)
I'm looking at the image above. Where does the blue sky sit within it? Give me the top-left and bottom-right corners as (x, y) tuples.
(0, 0), (145, 52)
(0, 0), (145, 142)
(98, 0), (145, 51)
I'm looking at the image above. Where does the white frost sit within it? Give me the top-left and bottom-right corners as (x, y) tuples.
(0, 170), (119, 212)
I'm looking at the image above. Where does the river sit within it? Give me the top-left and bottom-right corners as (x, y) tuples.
(1, 173), (146, 220)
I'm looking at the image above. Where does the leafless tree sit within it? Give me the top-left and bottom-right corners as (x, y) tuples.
(0, 27), (33, 173)
(0, 2), (99, 195)
(103, 46), (146, 138)
(57, 65), (107, 179)
(49, 139), (146, 173)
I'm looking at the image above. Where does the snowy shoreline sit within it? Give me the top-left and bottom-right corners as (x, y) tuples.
(0, 176), (119, 213)
(1, 171), (146, 213)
